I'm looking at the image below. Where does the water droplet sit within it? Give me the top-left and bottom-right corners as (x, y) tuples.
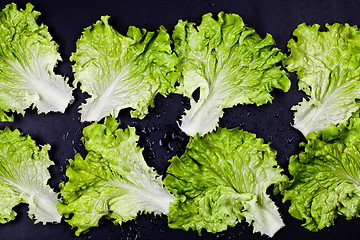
(216, 233), (225, 238)
(63, 132), (70, 140)
(73, 147), (79, 154)
(75, 128), (82, 136)
(146, 139), (154, 147)
(181, 99), (190, 109)
(286, 136), (294, 144)
(62, 174), (68, 181)
(140, 128), (146, 135)
(167, 142), (174, 152)
(159, 138), (164, 147)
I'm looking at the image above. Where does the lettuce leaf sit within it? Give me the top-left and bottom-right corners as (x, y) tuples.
(173, 12), (290, 136)
(284, 23), (360, 136)
(71, 16), (179, 122)
(0, 3), (73, 121)
(0, 127), (61, 224)
(164, 127), (286, 237)
(57, 117), (175, 235)
(281, 113), (360, 231)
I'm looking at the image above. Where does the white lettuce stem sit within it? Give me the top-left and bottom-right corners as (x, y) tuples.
(5, 176), (61, 224)
(7, 56), (73, 113)
(118, 177), (176, 215)
(80, 92), (110, 122)
(180, 92), (224, 137)
(141, 185), (176, 215)
(293, 106), (320, 137)
(37, 74), (73, 113)
(30, 190), (62, 223)
(244, 196), (284, 237)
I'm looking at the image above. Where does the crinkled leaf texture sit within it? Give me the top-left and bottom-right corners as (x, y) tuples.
(282, 113), (360, 231)
(0, 3), (73, 121)
(164, 127), (286, 237)
(71, 16), (179, 122)
(284, 23), (360, 136)
(173, 12), (290, 137)
(57, 117), (175, 236)
(0, 127), (61, 224)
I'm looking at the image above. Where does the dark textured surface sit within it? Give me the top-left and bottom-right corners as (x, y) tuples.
(0, 0), (359, 239)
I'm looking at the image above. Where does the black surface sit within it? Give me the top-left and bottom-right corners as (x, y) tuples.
(0, 0), (360, 239)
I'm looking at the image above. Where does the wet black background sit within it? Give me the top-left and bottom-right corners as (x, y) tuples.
(0, 0), (359, 239)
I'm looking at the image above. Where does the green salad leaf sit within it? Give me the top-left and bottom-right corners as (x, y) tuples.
(57, 117), (175, 235)
(164, 127), (286, 237)
(173, 12), (290, 136)
(281, 112), (360, 231)
(0, 3), (73, 121)
(0, 127), (61, 224)
(71, 16), (179, 122)
(284, 23), (360, 136)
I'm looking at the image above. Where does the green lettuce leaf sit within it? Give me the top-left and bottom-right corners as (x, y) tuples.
(57, 117), (175, 235)
(281, 113), (360, 231)
(71, 16), (179, 122)
(0, 127), (61, 224)
(164, 127), (286, 237)
(173, 12), (290, 136)
(0, 3), (73, 121)
(284, 23), (360, 136)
